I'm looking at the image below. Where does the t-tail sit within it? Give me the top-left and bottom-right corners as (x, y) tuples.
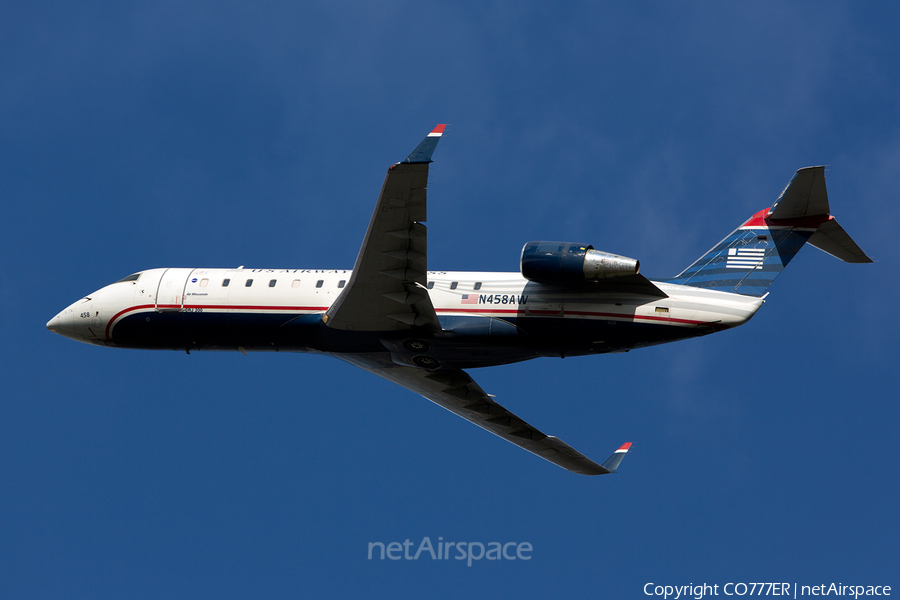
(666, 166), (872, 296)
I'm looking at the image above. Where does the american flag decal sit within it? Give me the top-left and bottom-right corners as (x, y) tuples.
(461, 294), (479, 305)
(726, 247), (766, 269)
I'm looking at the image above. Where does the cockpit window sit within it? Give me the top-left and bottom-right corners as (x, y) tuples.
(116, 273), (141, 283)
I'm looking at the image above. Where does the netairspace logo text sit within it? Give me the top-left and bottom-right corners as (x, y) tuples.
(368, 537), (532, 567)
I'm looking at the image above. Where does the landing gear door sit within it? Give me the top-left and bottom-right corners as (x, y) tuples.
(155, 268), (193, 312)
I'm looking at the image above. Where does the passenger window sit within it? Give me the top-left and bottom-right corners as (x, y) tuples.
(245, 279), (253, 287)
(450, 282), (458, 290)
(338, 280), (346, 288)
(222, 279), (230, 287)
(291, 279), (301, 288)
(269, 279), (277, 288)
(474, 282), (482, 290)
(316, 280), (324, 288)
(200, 279), (209, 287)
(427, 281), (435, 289)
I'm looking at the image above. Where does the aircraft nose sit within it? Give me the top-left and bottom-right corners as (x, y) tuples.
(46, 307), (77, 340)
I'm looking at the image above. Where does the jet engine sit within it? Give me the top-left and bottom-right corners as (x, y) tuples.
(520, 241), (640, 284)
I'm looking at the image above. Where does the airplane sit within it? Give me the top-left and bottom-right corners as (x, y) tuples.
(46, 124), (872, 476)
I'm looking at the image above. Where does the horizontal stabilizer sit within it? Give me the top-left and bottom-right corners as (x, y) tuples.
(808, 218), (874, 263)
(600, 442), (632, 473)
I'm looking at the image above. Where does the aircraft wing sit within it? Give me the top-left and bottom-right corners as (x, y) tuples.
(339, 352), (630, 476)
(324, 125), (446, 332)
(596, 273), (668, 297)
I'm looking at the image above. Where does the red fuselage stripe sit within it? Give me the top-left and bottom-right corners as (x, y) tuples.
(742, 207), (832, 228)
(431, 307), (704, 325)
(106, 304), (156, 338)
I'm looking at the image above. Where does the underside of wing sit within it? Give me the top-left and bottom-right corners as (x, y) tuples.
(339, 353), (624, 476)
(325, 126), (446, 332)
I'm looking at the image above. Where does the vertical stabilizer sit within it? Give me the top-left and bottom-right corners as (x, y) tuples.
(768, 165), (831, 219)
(666, 166), (871, 296)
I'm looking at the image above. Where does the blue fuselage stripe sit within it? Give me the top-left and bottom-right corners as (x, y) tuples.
(110, 310), (712, 367)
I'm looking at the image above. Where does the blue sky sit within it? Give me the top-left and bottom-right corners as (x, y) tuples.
(2, 2), (898, 598)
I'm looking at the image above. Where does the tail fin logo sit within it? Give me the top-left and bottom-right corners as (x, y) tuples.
(665, 166), (871, 296)
(725, 248), (766, 269)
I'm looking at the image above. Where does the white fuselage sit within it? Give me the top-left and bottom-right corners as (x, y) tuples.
(48, 267), (763, 365)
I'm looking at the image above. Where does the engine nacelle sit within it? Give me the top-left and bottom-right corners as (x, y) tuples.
(520, 241), (640, 284)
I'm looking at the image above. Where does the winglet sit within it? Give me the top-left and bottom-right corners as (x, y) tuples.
(600, 442), (632, 473)
(402, 124), (447, 164)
